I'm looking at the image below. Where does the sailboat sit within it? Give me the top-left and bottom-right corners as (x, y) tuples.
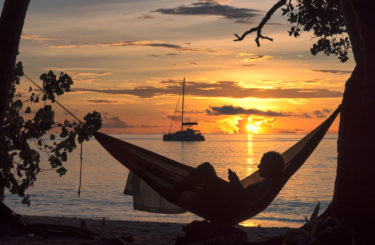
(163, 78), (205, 141)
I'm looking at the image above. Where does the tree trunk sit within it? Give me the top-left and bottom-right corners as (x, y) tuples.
(0, 0), (29, 125)
(0, 0), (29, 201)
(324, 0), (375, 236)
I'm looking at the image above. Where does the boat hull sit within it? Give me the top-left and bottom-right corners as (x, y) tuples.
(163, 134), (205, 141)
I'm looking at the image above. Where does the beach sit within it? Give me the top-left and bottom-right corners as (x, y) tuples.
(1, 215), (290, 244)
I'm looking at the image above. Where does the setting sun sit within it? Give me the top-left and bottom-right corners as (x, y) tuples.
(246, 117), (260, 134)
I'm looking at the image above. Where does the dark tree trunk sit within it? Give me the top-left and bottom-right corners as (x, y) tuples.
(324, 0), (375, 234)
(0, 0), (29, 205)
(0, 0), (29, 127)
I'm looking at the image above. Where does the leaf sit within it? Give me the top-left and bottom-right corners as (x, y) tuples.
(309, 202), (320, 238)
(56, 167), (67, 177)
(15, 62), (24, 77)
(60, 126), (68, 138)
(50, 134), (55, 140)
(25, 106), (31, 113)
(22, 195), (30, 206)
(61, 152), (67, 162)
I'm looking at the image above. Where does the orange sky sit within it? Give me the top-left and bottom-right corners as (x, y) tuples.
(12, 0), (353, 134)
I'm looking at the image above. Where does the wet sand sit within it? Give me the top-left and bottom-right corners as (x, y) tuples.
(1, 215), (290, 244)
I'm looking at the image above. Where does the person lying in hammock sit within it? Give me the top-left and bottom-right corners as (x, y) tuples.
(176, 151), (284, 195)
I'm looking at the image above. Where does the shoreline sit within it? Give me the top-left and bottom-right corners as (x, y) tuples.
(2, 215), (290, 244)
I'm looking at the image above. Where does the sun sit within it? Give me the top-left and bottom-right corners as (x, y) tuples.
(246, 117), (260, 134)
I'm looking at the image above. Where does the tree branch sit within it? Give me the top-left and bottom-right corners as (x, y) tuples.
(234, 0), (286, 46)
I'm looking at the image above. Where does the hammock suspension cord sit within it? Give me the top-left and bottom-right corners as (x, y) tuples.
(24, 73), (85, 197)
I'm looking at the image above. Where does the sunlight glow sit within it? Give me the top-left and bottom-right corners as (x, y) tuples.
(246, 117), (261, 134)
(240, 220), (259, 227)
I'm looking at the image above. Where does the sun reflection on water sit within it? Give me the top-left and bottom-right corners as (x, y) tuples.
(246, 134), (255, 176)
(240, 220), (259, 227)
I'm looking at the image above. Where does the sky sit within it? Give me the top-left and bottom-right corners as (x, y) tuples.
(5, 0), (354, 134)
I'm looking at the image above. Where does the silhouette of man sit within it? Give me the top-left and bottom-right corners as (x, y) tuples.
(177, 151), (284, 193)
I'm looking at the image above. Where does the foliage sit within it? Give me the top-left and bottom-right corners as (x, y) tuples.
(283, 203), (356, 244)
(304, 202), (320, 240)
(281, 0), (350, 62)
(0, 62), (102, 204)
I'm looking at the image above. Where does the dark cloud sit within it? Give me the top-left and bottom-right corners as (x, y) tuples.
(298, 108), (333, 118)
(167, 109), (204, 120)
(301, 113), (312, 118)
(313, 108), (332, 118)
(72, 80), (342, 99)
(135, 14), (155, 20)
(310, 69), (352, 75)
(52, 40), (216, 53)
(103, 116), (134, 128)
(160, 79), (179, 84)
(149, 53), (181, 58)
(88, 99), (118, 103)
(145, 43), (182, 49)
(234, 19), (254, 24)
(103, 116), (156, 128)
(153, 1), (260, 23)
(206, 105), (293, 117)
(242, 64), (256, 67)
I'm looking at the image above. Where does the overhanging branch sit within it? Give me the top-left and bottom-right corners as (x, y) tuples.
(234, 0), (286, 46)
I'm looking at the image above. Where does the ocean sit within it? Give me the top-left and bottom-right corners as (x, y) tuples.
(4, 134), (338, 228)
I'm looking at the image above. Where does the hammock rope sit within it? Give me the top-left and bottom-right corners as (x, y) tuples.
(23, 73), (85, 197)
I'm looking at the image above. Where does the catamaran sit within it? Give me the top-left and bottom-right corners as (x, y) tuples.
(163, 78), (205, 141)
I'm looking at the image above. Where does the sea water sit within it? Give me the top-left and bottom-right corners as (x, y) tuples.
(4, 134), (337, 228)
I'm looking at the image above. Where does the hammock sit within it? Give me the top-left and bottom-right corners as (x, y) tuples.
(95, 106), (340, 224)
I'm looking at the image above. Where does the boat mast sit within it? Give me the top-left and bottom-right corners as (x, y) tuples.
(181, 78), (185, 131)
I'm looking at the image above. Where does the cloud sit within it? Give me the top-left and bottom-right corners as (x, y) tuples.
(185, 62), (198, 65)
(301, 113), (312, 118)
(102, 116), (156, 129)
(296, 108), (333, 118)
(103, 116), (134, 128)
(166, 109), (204, 121)
(135, 14), (155, 20)
(242, 64), (256, 67)
(237, 53), (273, 62)
(72, 80), (342, 99)
(50, 40), (217, 53)
(88, 100), (118, 103)
(71, 72), (111, 77)
(241, 55), (273, 62)
(309, 69), (352, 75)
(68, 71), (111, 83)
(206, 105), (293, 117)
(22, 34), (55, 41)
(43, 67), (110, 71)
(313, 108), (332, 118)
(153, 1), (260, 23)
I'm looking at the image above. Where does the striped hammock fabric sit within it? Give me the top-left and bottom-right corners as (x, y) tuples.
(95, 106), (340, 224)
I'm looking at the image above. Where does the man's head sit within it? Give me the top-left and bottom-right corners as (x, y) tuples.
(258, 151), (284, 179)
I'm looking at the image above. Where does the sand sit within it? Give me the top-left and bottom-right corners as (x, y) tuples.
(1, 215), (290, 244)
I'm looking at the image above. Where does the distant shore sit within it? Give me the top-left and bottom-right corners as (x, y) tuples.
(2, 215), (290, 244)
